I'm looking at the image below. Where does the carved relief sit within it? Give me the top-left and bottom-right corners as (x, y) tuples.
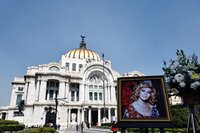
(89, 75), (102, 84)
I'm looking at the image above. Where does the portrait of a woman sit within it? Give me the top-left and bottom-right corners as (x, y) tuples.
(123, 81), (160, 118)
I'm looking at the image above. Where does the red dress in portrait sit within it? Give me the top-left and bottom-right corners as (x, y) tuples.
(123, 103), (159, 118)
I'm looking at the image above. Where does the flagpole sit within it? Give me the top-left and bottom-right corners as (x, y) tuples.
(102, 53), (106, 118)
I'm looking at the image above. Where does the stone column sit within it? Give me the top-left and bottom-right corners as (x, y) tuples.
(24, 81), (29, 102)
(77, 109), (80, 124)
(39, 80), (47, 102)
(81, 108), (85, 122)
(79, 83), (84, 102)
(115, 108), (117, 119)
(74, 91), (77, 102)
(98, 108), (101, 126)
(26, 80), (36, 105)
(107, 85), (110, 103)
(35, 80), (41, 101)
(59, 81), (65, 98)
(68, 108), (71, 125)
(85, 84), (88, 102)
(47, 90), (49, 100)
(69, 91), (71, 102)
(88, 108), (91, 127)
(65, 82), (69, 100)
(108, 108), (111, 122)
(110, 86), (116, 102)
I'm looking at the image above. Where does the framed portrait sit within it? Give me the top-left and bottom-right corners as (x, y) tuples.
(117, 75), (172, 123)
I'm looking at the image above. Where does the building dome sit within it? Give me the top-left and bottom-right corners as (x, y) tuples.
(65, 36), (101, 61)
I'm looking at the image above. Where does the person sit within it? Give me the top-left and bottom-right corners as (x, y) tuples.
(87, 122), (90, 128)
(81, 122), (84, 133)
(111, 122), (118, 133)
(57, 124), (61, 130)
(123, 81), (159, 118)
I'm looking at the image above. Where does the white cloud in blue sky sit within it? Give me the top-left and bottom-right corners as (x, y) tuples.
(0, 0), (200, 106)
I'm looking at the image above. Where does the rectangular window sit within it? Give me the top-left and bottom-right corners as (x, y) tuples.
(99, 93), (102, 100)
(71, 91), (75, 101)
(89, 85), (93, 89)
(56, 82), (59, 87)
(47, 82), (50, 87)
(76, 91), (79, 101)
(18, 87), (23, 91)
(49, 90), (54, 100)
(99, 86), (103, 89)
(71, 83), (75, 89)
(16, 94), (22, 105)
(94, 92), (98, 100)
(89, 92), (93, 100)
(94, 85), (98, 89)
(50, 82), (54, 87)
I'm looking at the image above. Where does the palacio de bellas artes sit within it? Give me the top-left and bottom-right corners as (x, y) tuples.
(0, 36), (181, 129)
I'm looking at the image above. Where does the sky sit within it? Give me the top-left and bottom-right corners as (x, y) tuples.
(0, 0), (200, 106)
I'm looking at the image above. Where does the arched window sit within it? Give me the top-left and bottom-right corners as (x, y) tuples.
(65, 62), (69, 70)
(72, 63), (76, 71)
(94, 92), (98, 100)
(89, 92), (93, 100)
(99, 92), (102, 100)
(79, 64), (83, 71)
(49, 66), (60, 71)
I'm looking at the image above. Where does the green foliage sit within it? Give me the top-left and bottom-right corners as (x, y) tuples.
(20, 127), (58, 133)
(126, 128), (139, 132)
(0, 119), (19, 125)
(101, 122), (112, 127)
(171, 105), (189, 128)
(0, 120), (25, 132)
(164, 128), (185, 133)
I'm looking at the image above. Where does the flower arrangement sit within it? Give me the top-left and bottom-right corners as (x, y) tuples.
(162, 50), (200, 97)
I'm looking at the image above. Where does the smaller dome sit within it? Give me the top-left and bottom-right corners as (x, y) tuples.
(65, 36), (101, 61)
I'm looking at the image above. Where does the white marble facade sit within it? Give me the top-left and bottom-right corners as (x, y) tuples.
(0, 37), (145, 128)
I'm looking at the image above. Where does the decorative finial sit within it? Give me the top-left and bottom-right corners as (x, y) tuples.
(81, 35), (85, 41)
(80, 35), (86, 49)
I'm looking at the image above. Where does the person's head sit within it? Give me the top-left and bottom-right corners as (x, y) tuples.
(132, 81), (157, 104)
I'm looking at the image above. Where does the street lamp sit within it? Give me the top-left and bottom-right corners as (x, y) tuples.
(102, 53), (106, 119)
(54, 96), (68, 129)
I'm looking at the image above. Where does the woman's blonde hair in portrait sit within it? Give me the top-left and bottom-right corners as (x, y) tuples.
(131, 81), (157, 104)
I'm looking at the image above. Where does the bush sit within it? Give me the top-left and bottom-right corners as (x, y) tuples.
(101, 123), (112, 127)
(0, 120), (25, 132)
(20, 127), (58, 133)
(171, 105), (189, 128)
(0, 119), (19, 125)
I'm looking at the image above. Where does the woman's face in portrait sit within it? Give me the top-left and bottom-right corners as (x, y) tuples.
(139, 87), (151, 101)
